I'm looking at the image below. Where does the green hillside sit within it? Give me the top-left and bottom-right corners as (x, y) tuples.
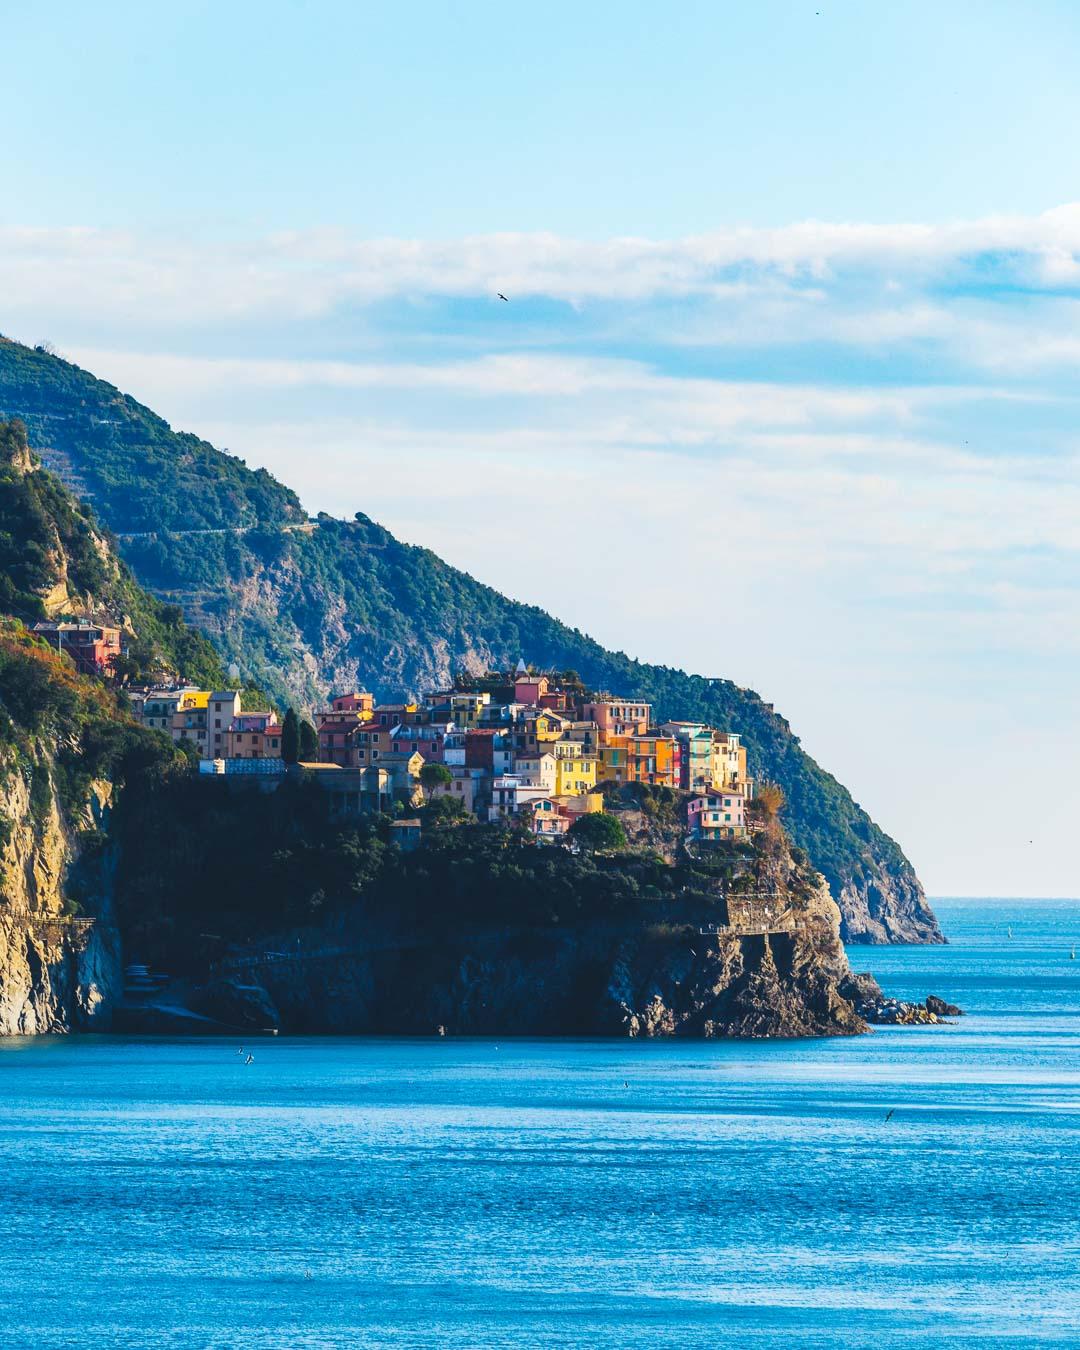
(0, 336), (941, 943)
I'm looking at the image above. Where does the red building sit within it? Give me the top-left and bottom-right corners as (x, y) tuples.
(465, 728), (498, 770)
(32, 621), (123, 676)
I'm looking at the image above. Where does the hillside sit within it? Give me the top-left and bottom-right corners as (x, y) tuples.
(0, 337), (941, 943)
(0, 428), (869, 1039)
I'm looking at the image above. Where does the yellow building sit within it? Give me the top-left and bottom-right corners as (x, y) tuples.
(554, 751), (598, 797)
(443, 692), (491, 729)
(711, 732), (750, 792)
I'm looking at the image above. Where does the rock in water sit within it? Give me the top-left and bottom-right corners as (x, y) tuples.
(925, 994), (963, 1017)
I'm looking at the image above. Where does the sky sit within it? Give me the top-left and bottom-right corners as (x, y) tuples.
(3, 0), (1080, 897)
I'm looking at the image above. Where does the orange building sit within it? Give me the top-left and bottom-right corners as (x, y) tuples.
(225, 712), (283, 759)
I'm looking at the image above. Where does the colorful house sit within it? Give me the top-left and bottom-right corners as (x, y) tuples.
(225, 710), (283, 759)
(372, 702), (421, 729)
(687, 790), (748, 840)
(487, 776), (551, 821)
(513, 673), (549, 706)
(427, 765), (487, 814)
(206, 691), (244, 758)
(580, 697), (651, 738)
(141, 687), (199, 733)
(513, 750), (557, 793)
(552, 748), (599, 797)
(316, 694), (374, 765)
(32, 621), (123, 676)
(661, 721), (715, 790)
(531, 797), (571, 839)
(378, 750), (426, 805)
(170, 690), (214, 757)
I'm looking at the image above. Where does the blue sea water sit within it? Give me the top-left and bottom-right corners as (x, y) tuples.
(0, 897), (1078, 1350)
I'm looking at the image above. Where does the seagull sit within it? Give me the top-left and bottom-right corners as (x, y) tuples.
(884, 1108), (895, 1123)
(497, 293), (509, 302)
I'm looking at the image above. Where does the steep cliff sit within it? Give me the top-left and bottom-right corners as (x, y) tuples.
(0, 337), (940, 943)
(246, 877), (862, 1039)
(0, 741), (120, 1034)
(0, 423), (199, 1033)
(114, 776), (866, 1038)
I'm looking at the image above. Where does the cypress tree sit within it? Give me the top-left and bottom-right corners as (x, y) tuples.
(282, 707), (300, 763)
(298, 718), (318, 761)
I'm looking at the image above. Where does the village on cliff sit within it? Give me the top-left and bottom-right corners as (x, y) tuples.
(33, 620), (754, 845)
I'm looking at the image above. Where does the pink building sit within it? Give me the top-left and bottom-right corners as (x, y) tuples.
(580, 698), (651, 738)
(531, 798), (571, 840)
(687, 790), (747, 840)
(514, 674), (549, 706)
(330, 692), (374, 714)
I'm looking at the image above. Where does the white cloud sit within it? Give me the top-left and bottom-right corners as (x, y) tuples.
(8, 204), (1080, 328)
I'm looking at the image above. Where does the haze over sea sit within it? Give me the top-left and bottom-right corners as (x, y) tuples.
(1, 897), (1077, 1349)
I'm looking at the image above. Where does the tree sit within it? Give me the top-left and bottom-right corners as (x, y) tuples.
(419, 761), (452, 800)
(298, 718), (318, 761)
(568, 811), (627, 853)
(281, 707), (300, 764)
(752, 781), (786, 818)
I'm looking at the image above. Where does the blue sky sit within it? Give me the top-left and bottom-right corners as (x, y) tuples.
(3, 2), (1080, 896)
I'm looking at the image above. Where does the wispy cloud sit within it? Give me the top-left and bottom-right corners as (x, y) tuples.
(9, 204), (1080, 326)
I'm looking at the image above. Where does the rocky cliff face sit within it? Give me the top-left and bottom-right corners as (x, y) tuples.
(835, 871), (937, 945)
(0, 751), (121, 1034)
(183, 827), (866, 1039)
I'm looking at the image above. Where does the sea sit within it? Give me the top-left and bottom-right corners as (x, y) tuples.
(0, 896), (1077, 1350)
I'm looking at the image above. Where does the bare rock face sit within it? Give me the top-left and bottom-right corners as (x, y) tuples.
(0, 752), (121, 1034)
(835, 872), (944, 946)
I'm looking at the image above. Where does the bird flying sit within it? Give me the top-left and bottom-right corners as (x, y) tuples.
(497, 293), (509, 302)
(884, 1108), (895, 1123)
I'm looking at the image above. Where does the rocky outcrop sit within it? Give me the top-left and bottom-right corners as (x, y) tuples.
(176, 839), (867, 1039)
(840, 970), (964, 1025)
(836, 872), (942, 945)
(0, 750), (121, 1034)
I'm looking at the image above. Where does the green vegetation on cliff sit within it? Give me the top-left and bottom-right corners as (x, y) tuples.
(0, 417), (227, 688)
(0, 337), (939, 942)
(109, 774), (793, 977)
